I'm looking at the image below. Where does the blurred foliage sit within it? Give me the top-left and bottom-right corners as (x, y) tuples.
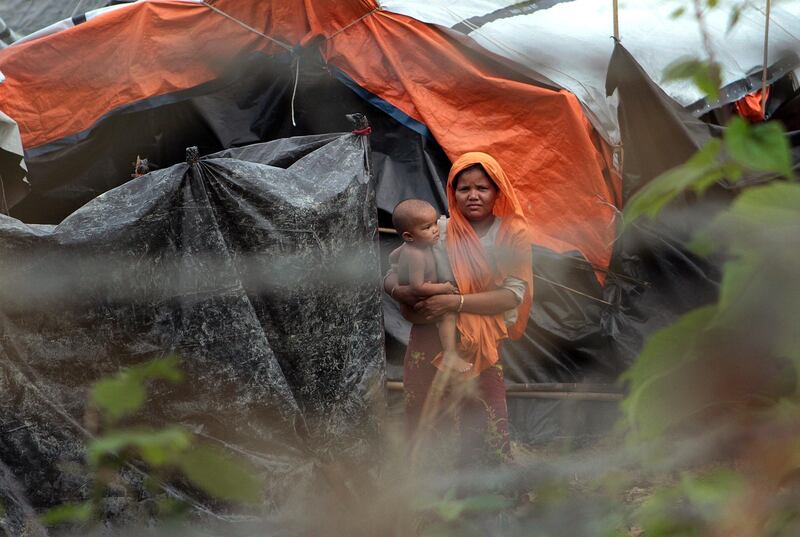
(41, 356), (263, 529)
(91, 355), (183, 422)
(619, 1), (800, 533)
(663, 57), (722, 101)
(26, 2), (800, 535)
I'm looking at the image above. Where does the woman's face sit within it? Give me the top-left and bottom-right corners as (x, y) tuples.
(454, 167), (498, 222)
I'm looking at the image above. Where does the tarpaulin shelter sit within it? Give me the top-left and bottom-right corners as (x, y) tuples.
(0, 0), (631, 400)
(1, 0), (798, 446)
(386, 0), (800, 134)
(0, 0), (620, 274)
(0, 128), (385, 515)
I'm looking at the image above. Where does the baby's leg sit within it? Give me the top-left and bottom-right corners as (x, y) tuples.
(437, 313), (458, 353)
(437, 313), (472, 373)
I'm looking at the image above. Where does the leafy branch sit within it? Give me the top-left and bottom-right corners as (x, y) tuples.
(41, 357), (264, 527)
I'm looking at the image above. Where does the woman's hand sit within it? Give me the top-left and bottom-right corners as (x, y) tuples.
(414, 294), (460, 320)
(393, 284), (422, 306)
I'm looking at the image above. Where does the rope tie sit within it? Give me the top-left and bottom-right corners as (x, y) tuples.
(291, 56), (300, 127)
(200, 2), (381, 127)
(327, 7), (382, 40)
(201, 1), (293, 52)
(185, 146), (200, 164)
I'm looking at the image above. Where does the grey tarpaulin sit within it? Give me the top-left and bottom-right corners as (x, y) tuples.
(0, 1), (121, 39)
(0, 129), (385, 513)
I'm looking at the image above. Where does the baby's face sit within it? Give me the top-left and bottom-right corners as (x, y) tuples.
(408, 206), (440, 246)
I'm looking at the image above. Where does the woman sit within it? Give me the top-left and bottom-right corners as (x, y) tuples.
(385, 152), (533, 463)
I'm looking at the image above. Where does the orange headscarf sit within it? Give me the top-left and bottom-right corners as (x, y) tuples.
(445, 152), (534, 376)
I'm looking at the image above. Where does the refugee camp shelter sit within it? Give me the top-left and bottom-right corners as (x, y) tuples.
(0, 0), (799, 441)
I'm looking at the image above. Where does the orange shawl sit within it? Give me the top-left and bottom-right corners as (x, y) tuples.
(446, 153), (534, 376)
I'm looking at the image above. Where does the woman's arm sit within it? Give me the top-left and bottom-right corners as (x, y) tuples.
(383, 271), (439, 324)
(413, 288), (520, 321)
(383, 271), (420, 307)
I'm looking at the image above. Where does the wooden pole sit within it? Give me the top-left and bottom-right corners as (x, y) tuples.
(385, 381), (623, 401)
(613, 0), (620, 40)
(0, 174), (8, 216)
(761, 0), (772, 115)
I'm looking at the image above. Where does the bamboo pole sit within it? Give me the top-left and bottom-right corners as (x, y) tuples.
(613, 0), (620, 40)
(761, 0), (772, 114)
(385, 381), (623, 401)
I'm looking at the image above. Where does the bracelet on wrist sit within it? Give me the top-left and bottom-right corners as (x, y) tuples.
(390, 285), (398, 299)
(457, 294), (464, 313)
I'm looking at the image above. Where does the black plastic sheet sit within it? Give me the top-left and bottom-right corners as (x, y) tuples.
(605, 42), (712, 203)
(0, 131), (385, 511)
(14, 49), (451, 226)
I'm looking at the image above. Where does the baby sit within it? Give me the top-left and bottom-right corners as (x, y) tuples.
(391, 199), (473, 373)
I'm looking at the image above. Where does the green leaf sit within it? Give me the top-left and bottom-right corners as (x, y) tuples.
(711, 253), (761, 325)
(727, 5), (743, 33)
(634, 472), (743, 537)
(177, 446), (263, 505)
(693, 63), (722, 101)
(634, 471), (742, 534)
(624, 139), (723, 225)
(132, 355), (183, 383)
(622, 306), (717, 437)
(680, 470), (744, 513)
(663, 58), (721, 100)
(434, 499), (464, 522)
(87, 427), (192, 466)
(724, 117), (795, 178)
(39, 502), (93, 526)
(429, 493), (512, 522)
(459, 494), (513, 513)
(705, 182), (800, 349)
(703, 182), (800, 252)
(90, 356), (183, 422)
(663, 57), (703, 81)
(670, 6), (686, 18)
(91, 374), (146, 422)
(727, 181), (800, 229)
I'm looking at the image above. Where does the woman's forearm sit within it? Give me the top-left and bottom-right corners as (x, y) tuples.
(415, 288), (519, 320)
(461, 288), (519, 315)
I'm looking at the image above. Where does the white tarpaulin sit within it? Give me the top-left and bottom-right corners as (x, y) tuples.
(381, 0), (800, 140)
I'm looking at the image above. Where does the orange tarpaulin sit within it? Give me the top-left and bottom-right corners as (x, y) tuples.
(0, 1), (297, 149)
(321, 9), (618, 273)
(735, 87), (770, 122)
(0, 0), (618, 272)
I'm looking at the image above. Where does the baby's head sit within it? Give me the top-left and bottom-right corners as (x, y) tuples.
(392, 199), (440, 247)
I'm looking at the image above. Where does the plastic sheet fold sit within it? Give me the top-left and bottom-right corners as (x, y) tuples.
(0, 131), (385, 511)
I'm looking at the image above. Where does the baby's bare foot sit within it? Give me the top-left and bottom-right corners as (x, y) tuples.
(442, 350), (473, 373)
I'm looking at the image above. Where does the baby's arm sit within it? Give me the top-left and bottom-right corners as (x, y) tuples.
(388, 244), (404, 266)
(403, 248), (459, 297)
